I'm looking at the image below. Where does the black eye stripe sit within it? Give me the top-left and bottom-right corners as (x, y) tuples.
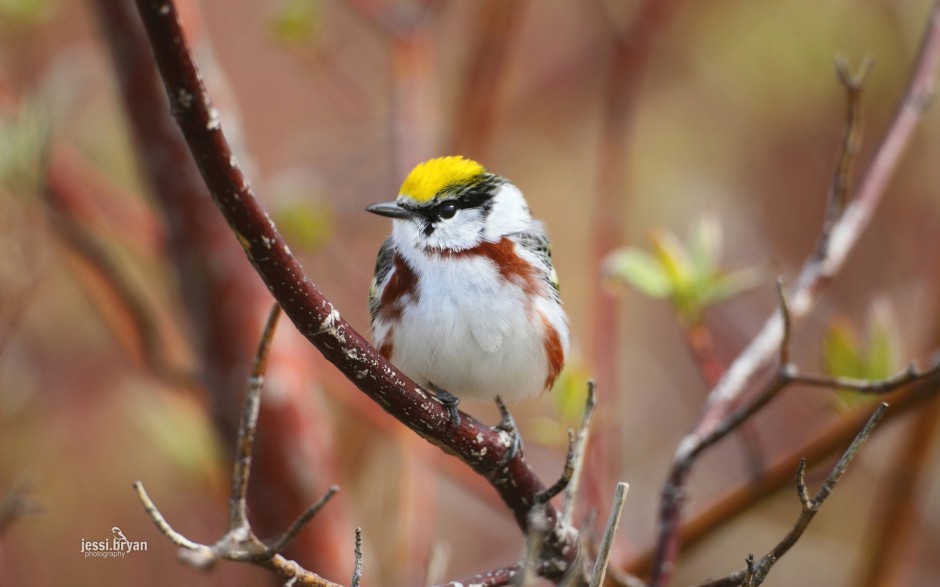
(398, 175), (503, 223)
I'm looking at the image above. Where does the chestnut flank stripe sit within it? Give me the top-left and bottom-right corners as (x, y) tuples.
(541, 314), (565, 390)
(378, 254), (419, 323)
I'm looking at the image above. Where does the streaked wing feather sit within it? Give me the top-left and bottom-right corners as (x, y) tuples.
(369, 237), (396, 323)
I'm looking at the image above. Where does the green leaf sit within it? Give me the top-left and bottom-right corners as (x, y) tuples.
(864, 300), (897, 380)
(603, 248), (671, 298)
(689, 212), (722, 282)
(824, 318), (863, 379)
(823, 305), (899, 412)
(698, 267), (765, 307)
(649, 229), (694, 290)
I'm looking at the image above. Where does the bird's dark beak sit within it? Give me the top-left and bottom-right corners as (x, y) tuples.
(366, 201), (415, 220)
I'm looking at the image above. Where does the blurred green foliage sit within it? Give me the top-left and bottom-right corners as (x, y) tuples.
(605, 214), (764, 323)
(269, 0), (321, 46)
(824, 301), (899, 410)
(0, 0), (53, 25)
(0, 105), (49, 192)
(133, 391), (222, 483)
(272, 199), (333, 253)
(528, 364), (590, 448)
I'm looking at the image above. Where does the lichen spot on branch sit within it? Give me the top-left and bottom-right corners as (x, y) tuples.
(206, 107), (221, 131)
(175, 87), (194, 111)
(316, 304), (344, 343)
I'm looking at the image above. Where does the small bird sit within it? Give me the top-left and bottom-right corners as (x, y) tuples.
(367, 156), (569, 429)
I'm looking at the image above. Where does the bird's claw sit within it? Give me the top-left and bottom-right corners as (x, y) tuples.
(431, 385), (461, 429)
(494, 396), (524, 466)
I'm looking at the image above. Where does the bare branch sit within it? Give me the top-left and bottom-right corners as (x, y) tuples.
(563, 381), (598, 525)
(590, 482), (630, 587)
(697, 404), (888, 587)
(625, 363), (940, 578)
(788, 361), (940, 394)
(131, 0), (579, 579)
(535, 429), (576, 505)
(265, 486), (341, 556)
(648, 4), (940, 582)
(132, 298), (342, 585)
(231, 303), (282, 530)
(514, 506), (551, 587)
(704, 0), (939, 422)
(821, 55), (873, 234)
(351, 528), (363, 587)
(132, 481), (205, 554)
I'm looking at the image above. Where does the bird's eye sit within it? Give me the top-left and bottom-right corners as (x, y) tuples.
(439, 203), (458, 220)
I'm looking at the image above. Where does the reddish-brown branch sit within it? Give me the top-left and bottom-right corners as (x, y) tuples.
(622, 370), (940, 578)
(92, 0), (351, 577)
(44, 157), (192, 388)
(130, 0), (580, 580)
(857, 394), (940, 587)
(587, 0), (680, 521)
(695, 403), (888, 587)
(856, 279), (940, 587)
(684, 321), (726, 388)
(447, 0), (528, 158)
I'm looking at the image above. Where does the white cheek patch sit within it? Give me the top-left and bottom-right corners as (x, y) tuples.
(392, 217), (425, 249)
(484, 184), (530, 241)
(425, 208), (487, 251)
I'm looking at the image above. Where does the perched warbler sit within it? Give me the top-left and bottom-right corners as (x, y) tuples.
(367, 156), (570, 427)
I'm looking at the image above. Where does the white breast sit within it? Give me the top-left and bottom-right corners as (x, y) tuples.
(377, 246), (560, 403)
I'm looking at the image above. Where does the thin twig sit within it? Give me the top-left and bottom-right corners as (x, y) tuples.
(130, 298), (341, 585)
(789, 362), (940, 393)
(590, 482), (630, 587)
(563, 381), (598, 525)
(132, 481), (205, 553)
(351, 528), (363, 587)
(625, 360), (940, 578)
(704, 0), (939, 420)
(821, 55), (873, 236)
(513, 506), (549, 587)
(697, 404), (888, 587)
(747, 403), (888, 585)
(265, 486), (340, 555)
(535, 429), (576, 505)
(649, 4), (940, 582)
(231, 303), (282, 529)
(651, 292), (939, 586)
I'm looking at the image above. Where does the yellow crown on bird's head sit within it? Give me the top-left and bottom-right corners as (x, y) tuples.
(398, 156), (487, 204)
